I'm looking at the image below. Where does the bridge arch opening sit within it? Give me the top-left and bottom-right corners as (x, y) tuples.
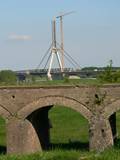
(0, 105), (11, 154)
(107, 112), (120, 149)
(0, 116), (6, 154)
(19, 96), (92, 152)
(104, 100), (120, 148)
(26, 105), (89, 151)
(108, 111), (120, 148)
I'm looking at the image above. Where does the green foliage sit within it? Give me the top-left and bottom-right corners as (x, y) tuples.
(98, 60), (113, 82)
(0, 70), (17, 84)
(98, 60), (120, 83)
(63, 76), (70, 83)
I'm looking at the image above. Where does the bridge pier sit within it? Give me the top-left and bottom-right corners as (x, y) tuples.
(6, 106), (52, 154)
(89, 117), (113, 152)
(7, 118), (41, 154)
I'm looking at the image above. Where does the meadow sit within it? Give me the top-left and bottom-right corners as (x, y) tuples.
(0, 106), (120, 159)
(0, 78), (102, 87)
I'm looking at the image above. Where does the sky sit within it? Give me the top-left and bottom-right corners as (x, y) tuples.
(0, 0), (120, 70)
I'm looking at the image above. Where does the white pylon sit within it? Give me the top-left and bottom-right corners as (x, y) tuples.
(47, 18), (63, 80)
(56, 11), (75, 72)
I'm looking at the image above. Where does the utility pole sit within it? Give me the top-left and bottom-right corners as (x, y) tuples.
(56, 11), (75, 72)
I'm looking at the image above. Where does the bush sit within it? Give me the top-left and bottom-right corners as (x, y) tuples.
(97, 60), (120, 83)
(63, 76), (70, 83)
(0, 70), (17, 84)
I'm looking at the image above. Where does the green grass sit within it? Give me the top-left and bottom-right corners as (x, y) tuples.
(0, 78), (102, 87)
(49, 107), (88, 145)
(0, 150), (118, 160)
(1, 106), (120, 159)
(0, 118), (6, 147)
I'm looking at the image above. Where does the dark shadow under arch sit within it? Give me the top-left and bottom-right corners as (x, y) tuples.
(27, 105), (52, 150)
(0, 116), (6, 154)
(103, 100), (120, 147)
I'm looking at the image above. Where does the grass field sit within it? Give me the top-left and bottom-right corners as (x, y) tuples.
(0, 106), (120, 159)
(0, 78), (102, 87)
(49, 107), (89, 150)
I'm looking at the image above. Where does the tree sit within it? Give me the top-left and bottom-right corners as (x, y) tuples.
(98, 60), (120, 83)
(0, 70), (17, 84)
(98, 60), (113, 82)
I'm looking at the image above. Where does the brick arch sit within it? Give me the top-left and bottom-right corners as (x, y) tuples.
(103, 99), (120, 119)
(0, 104), (12, 120)
(17, 95), (93, 122)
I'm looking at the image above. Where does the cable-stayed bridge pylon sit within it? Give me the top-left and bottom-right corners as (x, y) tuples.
(36, 12), (80, 80)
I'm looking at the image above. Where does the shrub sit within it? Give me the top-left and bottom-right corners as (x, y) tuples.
(0, 70), (17, 84)
(97, 60), (120, 83)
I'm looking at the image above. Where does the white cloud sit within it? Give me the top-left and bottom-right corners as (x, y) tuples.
(8, 33), (32, 41)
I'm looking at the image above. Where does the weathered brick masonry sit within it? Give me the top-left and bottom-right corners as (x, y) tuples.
(0, 85), (120, 154)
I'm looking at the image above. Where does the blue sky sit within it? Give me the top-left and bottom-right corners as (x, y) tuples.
(0, 0), (120, 70)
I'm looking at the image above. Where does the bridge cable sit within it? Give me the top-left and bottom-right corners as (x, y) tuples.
(36, 43), (52, 69)
(64, 53), (78, 68)
(44, 54), (51, 70)
(64, 50), (81, 69)
(57, 42), (81, 69)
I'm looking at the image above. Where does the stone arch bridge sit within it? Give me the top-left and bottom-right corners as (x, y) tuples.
(0, 85), (120, 154)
